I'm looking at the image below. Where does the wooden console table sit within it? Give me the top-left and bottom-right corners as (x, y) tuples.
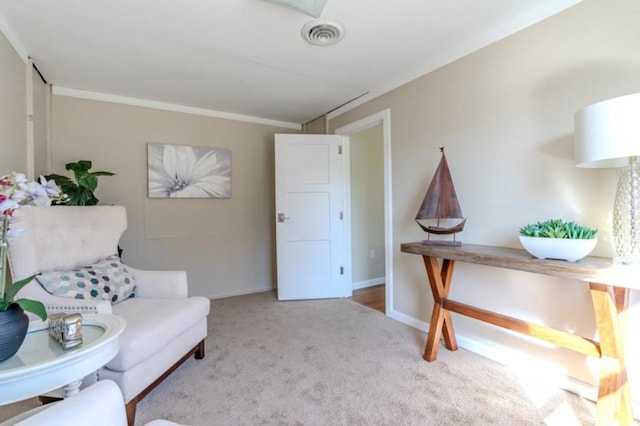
(401, 242), (640, 426)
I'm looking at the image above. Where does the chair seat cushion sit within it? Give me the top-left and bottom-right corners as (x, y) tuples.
(36, 255), (137, 304)
(108, 296), (210, 371)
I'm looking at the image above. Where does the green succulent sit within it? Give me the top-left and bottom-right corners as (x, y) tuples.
(519, 219), (597, 239)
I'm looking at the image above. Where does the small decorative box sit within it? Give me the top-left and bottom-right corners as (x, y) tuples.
(48, 313), (83, 349)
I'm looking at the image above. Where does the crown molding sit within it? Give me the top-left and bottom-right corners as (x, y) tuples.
(52, 86), (302, 130)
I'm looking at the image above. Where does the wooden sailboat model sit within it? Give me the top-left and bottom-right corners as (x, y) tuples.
(415, 147), (466, 246)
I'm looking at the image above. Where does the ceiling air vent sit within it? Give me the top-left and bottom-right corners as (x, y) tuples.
(301, 18), (344, 46)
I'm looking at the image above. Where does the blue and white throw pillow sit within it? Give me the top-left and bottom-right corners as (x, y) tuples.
(37, 255), (137, 304)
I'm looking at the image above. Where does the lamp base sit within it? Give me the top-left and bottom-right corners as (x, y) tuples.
(613, 254), (640, 265)
(613, 158), (640, 265)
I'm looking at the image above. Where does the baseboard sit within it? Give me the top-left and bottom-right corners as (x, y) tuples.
(208, 285), (274, 300)
(454, 334), (598, 402)
(387, 308), (428, 331)
(352, 277), (385, 290)
(385, 307), (640, 416)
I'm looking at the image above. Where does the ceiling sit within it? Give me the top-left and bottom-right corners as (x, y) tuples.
(0, 0), (581, 127)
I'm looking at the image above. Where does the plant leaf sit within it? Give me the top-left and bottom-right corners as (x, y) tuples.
(85, 194), (99, 206)
(67, 161), (98, 191)
(5, 274), (37, 302)
(14, 299), (47, 321)
(66, 186), (95, 206)
(44, 174), (77, 193)
(77, 174), (99, 192)
(66, 160), (92, 173)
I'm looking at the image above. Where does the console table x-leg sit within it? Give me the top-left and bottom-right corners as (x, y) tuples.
(401, 242), (636, 426)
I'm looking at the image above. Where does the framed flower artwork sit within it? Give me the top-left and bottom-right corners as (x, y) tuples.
(147, 143), (231, 198)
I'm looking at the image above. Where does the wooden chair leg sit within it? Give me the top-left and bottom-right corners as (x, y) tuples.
(195, 339), (205, 359)
(38, 396), (62, 405)
(123, 340), (205, 425)
(125, 399), (137, 426)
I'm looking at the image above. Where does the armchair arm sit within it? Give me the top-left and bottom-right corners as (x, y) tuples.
(128, 267), (188, 299)
(13, 380), (127, 426)
(17, 280), (113, 316)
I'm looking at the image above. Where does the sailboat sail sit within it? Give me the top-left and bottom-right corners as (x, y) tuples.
(415, 147), (466, 239)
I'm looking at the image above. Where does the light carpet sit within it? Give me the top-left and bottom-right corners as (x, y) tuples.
(1, 291), (596, 425)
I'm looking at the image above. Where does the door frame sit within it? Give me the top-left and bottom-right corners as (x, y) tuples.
(334, 109), (392, 315)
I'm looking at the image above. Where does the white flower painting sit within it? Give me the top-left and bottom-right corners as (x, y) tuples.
(148, 143), (231, 198)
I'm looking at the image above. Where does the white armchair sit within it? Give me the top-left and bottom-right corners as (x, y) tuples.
(7, 206), (210, 426)
(3, 380), (184, 426)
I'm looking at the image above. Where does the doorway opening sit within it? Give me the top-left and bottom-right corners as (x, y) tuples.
(351, 284), (385, 313)
(334, 109), (392, 315)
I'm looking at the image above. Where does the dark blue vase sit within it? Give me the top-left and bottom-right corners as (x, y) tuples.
(0, 304), (29, 363)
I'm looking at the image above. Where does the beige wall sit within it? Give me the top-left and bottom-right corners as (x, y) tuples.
(50, 95), (296, 298)
(0, 31), (48, 179)
(303, 115), (327, 134)
(350, 125), (385, 286)
(0, 31), (27, 173)
(331, 0), (640, 397)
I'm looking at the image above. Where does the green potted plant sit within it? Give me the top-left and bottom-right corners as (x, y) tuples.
(45, 160), (114, 206)
(45, 160), (122, 256)
(0, 172), (63, 362)
(519, 219), (598, 262)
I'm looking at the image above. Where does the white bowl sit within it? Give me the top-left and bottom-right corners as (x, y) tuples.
(519, 236), (597, 262)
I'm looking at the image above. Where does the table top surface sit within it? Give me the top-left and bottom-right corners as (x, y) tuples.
(0, 313), (125, 405)
(401, 242), (640, 290)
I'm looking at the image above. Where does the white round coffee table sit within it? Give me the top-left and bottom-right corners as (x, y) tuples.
(0, 314), (125, 405)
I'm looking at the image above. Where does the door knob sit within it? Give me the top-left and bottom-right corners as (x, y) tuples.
(277, 213), (290, 222)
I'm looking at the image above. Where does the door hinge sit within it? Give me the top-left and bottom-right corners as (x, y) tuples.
(338, 145), (342, 155)
(339, 211), (343, 220)
(340, 266), (344, 275)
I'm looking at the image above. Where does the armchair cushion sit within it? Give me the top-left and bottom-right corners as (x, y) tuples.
(36, 255), (137, 304)
(108, 296), (210, 371)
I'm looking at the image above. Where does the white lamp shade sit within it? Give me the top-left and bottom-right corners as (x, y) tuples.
(574, 93), (640, 168)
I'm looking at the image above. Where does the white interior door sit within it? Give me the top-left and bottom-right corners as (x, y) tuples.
(275, 134), (347, 300)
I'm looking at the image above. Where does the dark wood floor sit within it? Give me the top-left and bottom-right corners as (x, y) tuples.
(350, 284), (385, 313)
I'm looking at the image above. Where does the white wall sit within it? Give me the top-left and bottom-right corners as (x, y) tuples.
(330, 0), (640, 405)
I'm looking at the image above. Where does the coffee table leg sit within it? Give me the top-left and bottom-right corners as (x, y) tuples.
(63, 379), (82, 398)
(423, 256), (458, 362)
(589, 283), (632, 426)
